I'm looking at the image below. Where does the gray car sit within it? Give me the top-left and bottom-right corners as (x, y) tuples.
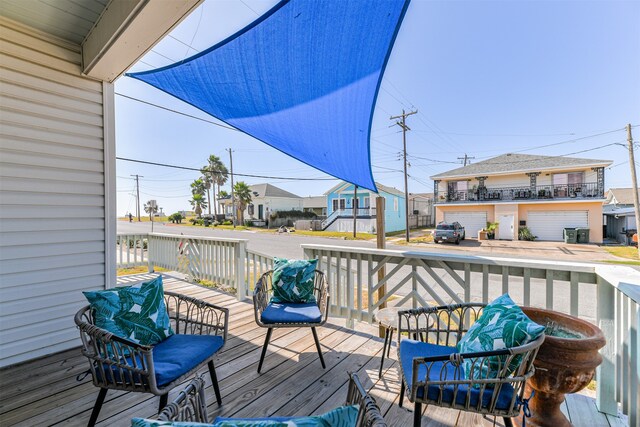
(433, 222), (465, 244)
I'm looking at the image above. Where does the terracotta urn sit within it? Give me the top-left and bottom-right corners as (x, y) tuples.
(517, 307), (606, 427)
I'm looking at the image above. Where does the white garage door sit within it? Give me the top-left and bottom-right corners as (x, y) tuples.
(527, 211), (589, 241)
(444, 212), (487, 238)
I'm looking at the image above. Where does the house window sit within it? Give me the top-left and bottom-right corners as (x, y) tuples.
(394, 197), (398, 211)
(340, 198), (346, 210)
(363, 197), (370, 208)
(553, 172), (584, 186)
(448, 181), (468, 192)
(332, 198), (346, 212)
(332, 199), (339, 212)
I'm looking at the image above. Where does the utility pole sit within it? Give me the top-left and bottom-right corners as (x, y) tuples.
(353, 185), (358, 238)
(458, 154), (475, 166)
(391, 109), (417, 242)
(227, 148), (236, 228)
(131, 174), (143, 221)
(626, 124), (640, 257)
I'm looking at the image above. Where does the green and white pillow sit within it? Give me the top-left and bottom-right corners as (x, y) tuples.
(84, 275), (174, 346)
(213, 404), (358, 426)
(270, 258), (318, 304)
(457, 294), (544, 382)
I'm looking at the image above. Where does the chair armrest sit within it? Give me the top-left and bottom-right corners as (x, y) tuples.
(75, 305), (156, 391)
(253, 271), (273, 327)
(346, 373), (387, 427)
(164, 292), (229, 342)
(397, 303), (486, 347)
(158, 375), (208, 422)
(314, 270), (329, 323)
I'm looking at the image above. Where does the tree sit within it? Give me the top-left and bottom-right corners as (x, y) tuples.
(143, 200), (158, 219)
(189, 193), (207, 218)
(218, 190), (229, 198)
(200, 169), (213, 216)
(200, 155), (228, 218)
(233, 181), (252, 224)
(190, 178), (206, 198)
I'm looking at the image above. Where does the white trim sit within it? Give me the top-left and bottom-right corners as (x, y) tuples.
(103, 82), (116, 290)
(435, 198), (605, 207)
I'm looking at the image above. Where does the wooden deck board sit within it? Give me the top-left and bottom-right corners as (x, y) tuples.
(0, 274), (625, 427)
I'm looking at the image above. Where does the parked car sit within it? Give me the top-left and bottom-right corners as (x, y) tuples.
(433, 222), (465, 244)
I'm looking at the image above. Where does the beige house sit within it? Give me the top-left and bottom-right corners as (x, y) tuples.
(0, 0), (203, 368)
(219, 183), (303, 222)
(431, 153), (612, 242)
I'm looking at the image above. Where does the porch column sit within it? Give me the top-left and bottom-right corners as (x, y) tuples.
(475, 176), (487, 200)
(592, 167), (605, 196)
(526, 172), (541, 198)
(434, 180), (440, 202)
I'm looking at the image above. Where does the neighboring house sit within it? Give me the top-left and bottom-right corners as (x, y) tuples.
(409, 193), (434, 227)
(0, 1), (203, 368)
(323, 181), (405, 233)
(219, 183), (303, 222)
(603, 188), (639, 244)
(302, 195), (327, 217)
(430, 153), (612, 242)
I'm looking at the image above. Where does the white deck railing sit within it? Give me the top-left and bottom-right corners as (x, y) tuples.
(301, 244), (639, 426)
(115, 234), (638, 424)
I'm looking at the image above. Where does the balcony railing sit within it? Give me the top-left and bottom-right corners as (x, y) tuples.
(116, 233), (638, 425)
(438, 182), (602, 203)
(321, 207), (376, 229)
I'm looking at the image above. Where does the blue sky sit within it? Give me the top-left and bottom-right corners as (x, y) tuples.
(115, 0), (639, 216)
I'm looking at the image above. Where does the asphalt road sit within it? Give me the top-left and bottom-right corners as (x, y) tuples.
(117, 221), (407, 259)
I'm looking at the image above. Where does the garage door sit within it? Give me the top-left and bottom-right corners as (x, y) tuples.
(444, 212), (487, 238)
(527, 211), (588, 241)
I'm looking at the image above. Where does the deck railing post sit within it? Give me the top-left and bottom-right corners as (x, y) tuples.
(595, 275), (617, 415)
(235, 240), (247, 300)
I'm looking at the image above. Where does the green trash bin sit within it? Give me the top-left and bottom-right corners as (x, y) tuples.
(563, 228), (577, 244)
(576, 228), (590, 243)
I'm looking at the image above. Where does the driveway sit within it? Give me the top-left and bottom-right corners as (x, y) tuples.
(395, 237), (619, 263)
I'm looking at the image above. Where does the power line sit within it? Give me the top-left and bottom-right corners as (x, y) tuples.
(116, 157), (336, 181)
(115, 92), (238, 131)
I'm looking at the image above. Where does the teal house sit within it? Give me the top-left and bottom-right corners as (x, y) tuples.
(322, 181), (406, 233)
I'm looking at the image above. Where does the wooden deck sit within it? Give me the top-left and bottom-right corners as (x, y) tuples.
(0, 273), (626, 427)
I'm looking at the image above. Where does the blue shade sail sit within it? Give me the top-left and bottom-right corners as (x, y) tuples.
(127, 0), (410, 192)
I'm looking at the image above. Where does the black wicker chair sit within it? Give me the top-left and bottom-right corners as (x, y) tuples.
(397, 303), (544, 427)
(75, 290), (228, 427)
(253, 269), (329, 373)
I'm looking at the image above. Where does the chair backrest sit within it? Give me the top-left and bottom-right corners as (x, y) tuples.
(157, 373), (385, 426)
(157, 375), (208, 422)
(255, 269), (327, 299)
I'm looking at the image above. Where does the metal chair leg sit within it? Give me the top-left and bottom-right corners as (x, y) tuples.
(413, 401), (422, 427)
(159, 393), (168, 412)
(311, 327), (326, 368)
(208, 360), (222, 405)
(257, 328), (273, 373)
(387, 329), (394, 357)
(379, 328), (389, 378)
(399, 380), (405, 408)
(87, 388), (108, 427)
(503, 417), (514, 427)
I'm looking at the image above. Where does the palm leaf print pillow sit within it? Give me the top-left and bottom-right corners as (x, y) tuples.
(456, 294), (544, 383)
(84, 275), (174, 346)
(270, 258), (318, 304)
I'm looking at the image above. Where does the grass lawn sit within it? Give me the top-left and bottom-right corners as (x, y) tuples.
(116, 266), (169, 276)
(604, 245), (639, 260)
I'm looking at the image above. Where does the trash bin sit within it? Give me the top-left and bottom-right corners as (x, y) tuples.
(563, 228), (577, 244)
(576, 228), (590, 244)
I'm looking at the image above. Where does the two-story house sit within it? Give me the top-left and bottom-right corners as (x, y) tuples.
(430, 153), (612, 242)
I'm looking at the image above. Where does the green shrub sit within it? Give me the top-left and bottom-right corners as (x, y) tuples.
(168, 213), (183, 224)
(270, 210), (317, 219)
(222, 220), (233, 225)
(189, 218), (204, 226)
(518, 226), (536, 241)
(244, 220), (254, 226)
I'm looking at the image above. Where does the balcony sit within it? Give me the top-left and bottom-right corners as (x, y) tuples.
(321, 207), (376, 230)
(437, 182), (603, 204)
(2, 234), (636, 426)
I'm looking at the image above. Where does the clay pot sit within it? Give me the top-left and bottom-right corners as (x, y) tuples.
(517, 307), (606, 427)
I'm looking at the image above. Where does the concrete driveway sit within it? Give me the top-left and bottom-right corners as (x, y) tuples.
(397, 235), (618, 262)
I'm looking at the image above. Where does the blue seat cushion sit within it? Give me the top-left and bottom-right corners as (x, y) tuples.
(100, 334), (224, 388)
(261, 302), (322, 324)
(399, 339), (515, 411)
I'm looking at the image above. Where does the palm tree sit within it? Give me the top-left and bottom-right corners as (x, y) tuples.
(143, 200), (158, 219)
(233, 181), (252, 225)
(191, 178), (206, 198)
(200, 168), (213, 216)
(189, 193), (207, 218)
(201, 155), (228, 218)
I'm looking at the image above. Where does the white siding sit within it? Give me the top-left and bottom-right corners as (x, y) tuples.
(0, 18), (108, 367)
